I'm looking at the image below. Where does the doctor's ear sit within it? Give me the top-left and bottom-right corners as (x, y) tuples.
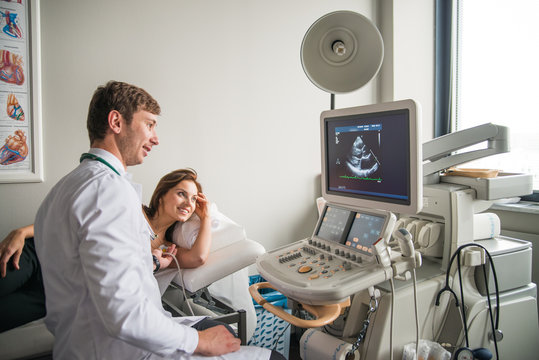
(108, 110), (122, 134)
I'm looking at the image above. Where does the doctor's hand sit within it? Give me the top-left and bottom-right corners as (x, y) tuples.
(151, 244), (177, 270)
(194, 193), (210, 220)
(0, 225), (29, 277)
(195, 325), (241, 356)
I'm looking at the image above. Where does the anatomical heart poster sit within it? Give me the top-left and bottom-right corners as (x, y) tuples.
(0, 0), (42, 182)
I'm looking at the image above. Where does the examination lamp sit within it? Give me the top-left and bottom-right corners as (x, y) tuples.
(300, 10), (384, 108)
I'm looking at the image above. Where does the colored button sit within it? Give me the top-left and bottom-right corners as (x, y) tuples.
(298, 266), (313, 274)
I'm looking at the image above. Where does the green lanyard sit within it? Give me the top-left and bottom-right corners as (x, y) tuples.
(80, 153), (121, 176)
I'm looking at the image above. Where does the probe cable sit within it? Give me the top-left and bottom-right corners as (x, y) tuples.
(163, 252), (195, 316)
(435, 243), (500, 359)
(389, 278), (395, 360)
(412, 268), (420, 359)
(391, 268), (421, 360)
(480, 255), (500, 358)
(456, 250), (469, 346)
(272, 322), (291, 352)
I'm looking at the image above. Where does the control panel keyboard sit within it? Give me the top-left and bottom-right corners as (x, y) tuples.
(257, 238), (393, 305)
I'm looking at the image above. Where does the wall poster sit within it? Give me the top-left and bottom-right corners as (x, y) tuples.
(0, 0), (42, 183)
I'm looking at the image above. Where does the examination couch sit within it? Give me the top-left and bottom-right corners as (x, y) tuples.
(0, 206), (264, 359)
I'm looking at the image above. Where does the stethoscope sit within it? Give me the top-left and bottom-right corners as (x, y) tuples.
(435, 243), (502, 360)
(80, 153), (120, 176)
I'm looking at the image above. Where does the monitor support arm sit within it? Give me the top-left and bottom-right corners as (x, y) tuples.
(422, 123), (509, 183)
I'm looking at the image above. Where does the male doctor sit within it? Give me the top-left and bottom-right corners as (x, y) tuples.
(34, 81), (277, 359)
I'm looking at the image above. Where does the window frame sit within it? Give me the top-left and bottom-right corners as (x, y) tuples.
(435, 0), (538, 196)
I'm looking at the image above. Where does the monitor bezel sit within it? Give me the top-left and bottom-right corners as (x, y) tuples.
(320, 99), (422, 214)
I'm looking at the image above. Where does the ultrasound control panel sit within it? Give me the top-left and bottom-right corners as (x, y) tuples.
(256, 204), (397, 305)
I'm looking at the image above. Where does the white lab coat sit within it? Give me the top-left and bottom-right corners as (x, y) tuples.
(34, 148), (270, 360)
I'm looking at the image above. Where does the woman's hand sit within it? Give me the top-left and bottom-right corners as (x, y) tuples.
(151, 244), (178, 270)
(0, 226), (30, 278)
(176, 192), (212, 269)
(194, 193), (210, 220)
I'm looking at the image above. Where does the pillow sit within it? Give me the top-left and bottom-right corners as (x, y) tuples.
(171, 203), (247, 252)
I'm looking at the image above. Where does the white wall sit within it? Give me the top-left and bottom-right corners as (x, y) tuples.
(380, 0), (435, 143)
(0, 0), (435, 252)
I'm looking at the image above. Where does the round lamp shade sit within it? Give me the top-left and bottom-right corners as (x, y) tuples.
(300, 11), (384, 94)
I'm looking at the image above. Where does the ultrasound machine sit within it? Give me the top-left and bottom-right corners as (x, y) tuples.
(250, 99), (539, 359)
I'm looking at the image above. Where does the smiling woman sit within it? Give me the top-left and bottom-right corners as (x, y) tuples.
(143, 168), (213, 269)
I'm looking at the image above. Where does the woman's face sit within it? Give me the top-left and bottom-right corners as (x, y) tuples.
(159, 179), (198, 222)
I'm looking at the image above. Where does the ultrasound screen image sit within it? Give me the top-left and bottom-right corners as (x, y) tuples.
(325, 109), (411, 205)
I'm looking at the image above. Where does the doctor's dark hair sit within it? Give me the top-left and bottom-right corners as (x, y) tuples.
(87, 80), (161, 144)
(143, 168), (203, 221)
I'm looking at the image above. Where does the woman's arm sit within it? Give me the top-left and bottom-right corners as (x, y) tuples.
(0, 224), (34, 277)
(175, 193), (212, 269)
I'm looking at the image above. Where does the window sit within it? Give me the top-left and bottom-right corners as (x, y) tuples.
(453, 0), (539, 190)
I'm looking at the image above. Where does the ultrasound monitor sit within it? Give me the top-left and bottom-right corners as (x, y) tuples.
(320, 99), (422, 214)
